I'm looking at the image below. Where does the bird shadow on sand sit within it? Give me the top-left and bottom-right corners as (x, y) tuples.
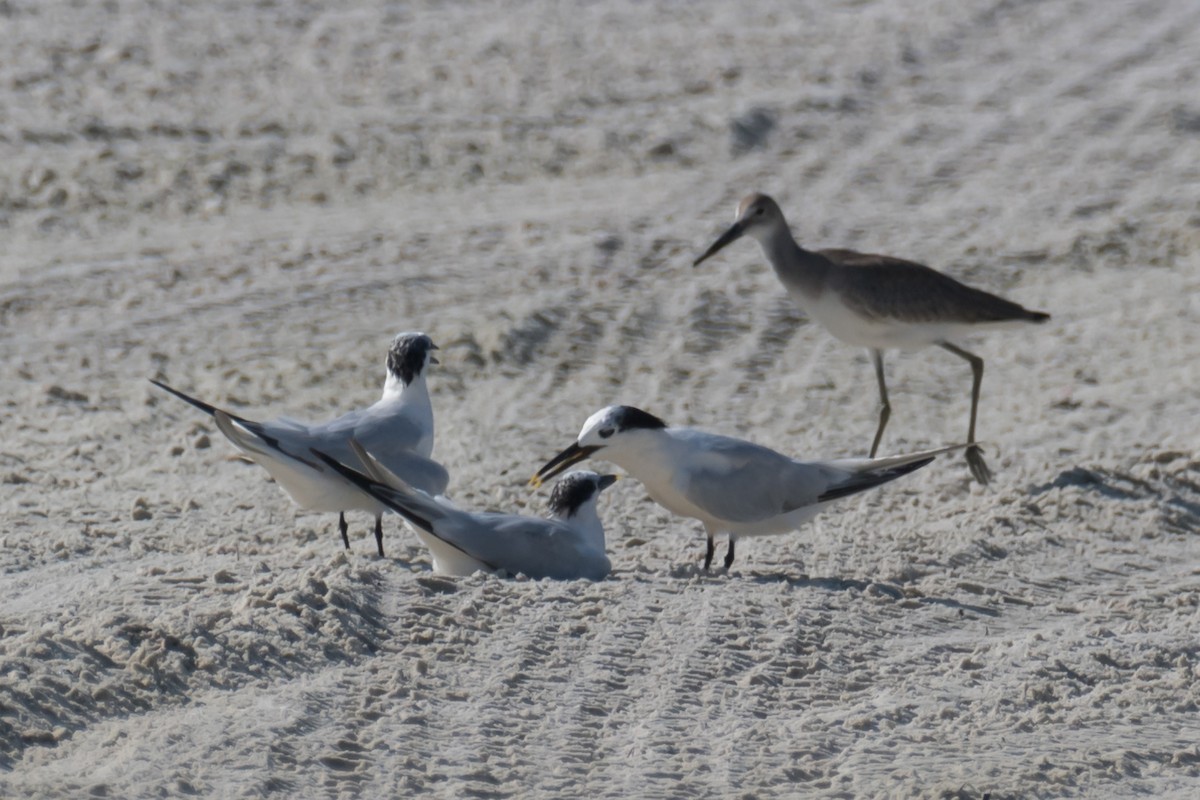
(1028, 465), (1147, 500)
(647, 563), (1001, 617)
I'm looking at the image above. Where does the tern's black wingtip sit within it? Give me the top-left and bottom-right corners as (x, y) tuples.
(149, 378), (220, 417)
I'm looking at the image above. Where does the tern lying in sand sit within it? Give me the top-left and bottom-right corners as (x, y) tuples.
(314, 440), (616, 580)
(694, 193), (1049, 484)
(151, 332), (448, 557)
(533, 405), (962, 570)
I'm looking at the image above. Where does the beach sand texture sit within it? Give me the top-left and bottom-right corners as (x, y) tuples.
(2, 0), (1199, 796)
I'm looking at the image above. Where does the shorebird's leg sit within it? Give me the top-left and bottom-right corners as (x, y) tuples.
(704, 531), (716, 571)
(723, 536), (737, 570)
(939, 342), (992, 485)
(869, 349), (891, 458)
(374, 515), (385, 558)
(338, 512), (351, 550)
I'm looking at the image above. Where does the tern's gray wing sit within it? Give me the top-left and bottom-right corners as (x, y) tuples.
(345, 438), (449, 497)
(347, 469), (606, 579)
(315, 447), (604, 580)
(674, 432), (842, 523)
(310, 435), (447, 496)
(431, 513), (610, 581)
(360, 448), (449, 496)
(263, 409), (445, 495)
(680, 435), (945, 524)
(312, 404), (431, 459)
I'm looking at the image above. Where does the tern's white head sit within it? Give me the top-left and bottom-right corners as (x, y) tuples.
(532, 405), (668, 486)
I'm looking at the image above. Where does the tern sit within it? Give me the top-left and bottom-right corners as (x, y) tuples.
(532, 405), (959, 570)
(151, 331), (447, 556)
(315, 441), (617, 580)
(694, 193), (1049, 484)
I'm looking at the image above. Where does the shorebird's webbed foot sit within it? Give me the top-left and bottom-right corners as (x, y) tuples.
(703, 535), (716, 571)
(966, 445), (992, 485)
(374, 515), (385, 558)
(338, 512), (351, 550)
(723, 539), (736, 570)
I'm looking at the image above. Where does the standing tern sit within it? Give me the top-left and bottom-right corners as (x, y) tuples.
(314, 441), (617, 580)
(532, 405), (960, 570)
(150, 331), (447, 556)
(693, 193), (1049, 484)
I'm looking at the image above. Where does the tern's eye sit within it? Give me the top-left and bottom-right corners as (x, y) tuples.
(755, 207), (765, 216)
(598, 428), (614, 439)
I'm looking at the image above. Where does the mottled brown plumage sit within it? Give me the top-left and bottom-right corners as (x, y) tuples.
(694, 193), (1051, 484)
(816, 248), (1050, 326)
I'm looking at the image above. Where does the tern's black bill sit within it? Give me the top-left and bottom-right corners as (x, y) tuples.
(530, 442), (601, 487)
(692, 221), (744, 267)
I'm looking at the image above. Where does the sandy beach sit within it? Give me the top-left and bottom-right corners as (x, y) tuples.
(2, 0), (1199, 796)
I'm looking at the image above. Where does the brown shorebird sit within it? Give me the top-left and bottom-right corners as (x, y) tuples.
(693, 193), (1050, 484)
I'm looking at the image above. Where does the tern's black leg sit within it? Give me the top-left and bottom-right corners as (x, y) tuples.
(939, 342), (992, 485)
(704, 535), (715, 571)
(338, 512), (350, 550)
(723, 538), (736, 570)
(869, 348), (891, 458)
(374, 515), (385, 558)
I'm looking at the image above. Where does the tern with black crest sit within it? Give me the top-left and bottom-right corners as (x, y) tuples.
(151, 331), (448, 556)
(316, 441), (617, 580)
(532, 405), (960, 570)
(694, 193), (1050, 484)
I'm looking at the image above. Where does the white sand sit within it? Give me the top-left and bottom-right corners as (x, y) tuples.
(3, 0), (1199, 796)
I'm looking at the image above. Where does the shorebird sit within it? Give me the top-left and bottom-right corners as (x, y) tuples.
(532, 405), (959, 570)
(693, 193), (1050, 484)
(151, 332), (448, 556)
(316, 441), (616, 580)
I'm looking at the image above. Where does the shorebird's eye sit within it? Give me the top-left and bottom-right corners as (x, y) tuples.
(755, 207), (765, 216)
(599, 428), (614, 439)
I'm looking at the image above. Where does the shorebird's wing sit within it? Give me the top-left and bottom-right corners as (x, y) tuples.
(819, 249), (1049, 324)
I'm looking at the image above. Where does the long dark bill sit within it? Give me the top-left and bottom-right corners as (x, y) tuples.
(692, 221), (744, 267)
(530, 443), (601, 488)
